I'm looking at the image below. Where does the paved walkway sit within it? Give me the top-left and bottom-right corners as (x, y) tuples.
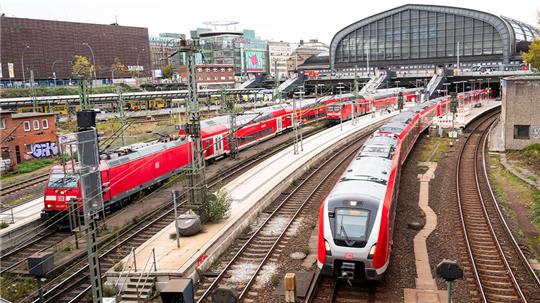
(404, 162), (447, 303)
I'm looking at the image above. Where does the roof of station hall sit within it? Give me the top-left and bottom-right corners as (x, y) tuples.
(330, 4), (539, 66)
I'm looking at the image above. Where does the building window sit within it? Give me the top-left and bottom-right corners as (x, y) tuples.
(0, 118), (5, 130)
(23, 121), (31, 131)
(25, 144), (33, 153)
(33, 120), (40, 130)
(514, 125), (530, 139)
(42, 119), (49, 129)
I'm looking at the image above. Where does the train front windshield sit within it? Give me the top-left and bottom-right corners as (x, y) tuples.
(48, 174), (79, 188)
(328, 105), (341, 112)
(334, 208), (369, 243)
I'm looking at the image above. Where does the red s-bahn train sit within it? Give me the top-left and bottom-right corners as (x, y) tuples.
(326, 88), (421, 123)
(317, 89), (488, 281)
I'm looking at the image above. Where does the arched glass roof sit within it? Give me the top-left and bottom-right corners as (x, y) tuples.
(502, 16), (538, 42)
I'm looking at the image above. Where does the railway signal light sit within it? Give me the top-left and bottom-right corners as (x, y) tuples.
(450, 92), (458, 114)
(436, 259), (463, 303)
(397, 92), (404, 111)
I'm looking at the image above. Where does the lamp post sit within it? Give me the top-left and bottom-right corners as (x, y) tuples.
(51, 60), (70, 87)
(136, 48), (146, 79)
(21, 45), (30, 86)
(337, 83), (345, 131)
(82, 42), (97, 80)
(443, 83), (450, 96)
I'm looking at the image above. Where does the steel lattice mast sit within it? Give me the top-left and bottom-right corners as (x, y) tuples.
(177, 35), (208, 222)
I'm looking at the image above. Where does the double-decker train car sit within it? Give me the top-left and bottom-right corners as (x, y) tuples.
(326, 88), (421, 124)
(317, 95), (449, 281)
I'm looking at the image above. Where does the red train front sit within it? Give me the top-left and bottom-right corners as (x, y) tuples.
(42, 137), (191, 220)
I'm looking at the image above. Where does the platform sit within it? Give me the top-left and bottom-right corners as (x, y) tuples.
(0, 197), (44, 251)
(0, 197), (43, 235)
(106, 111), (398, 290)
(462, 99), (501, 127)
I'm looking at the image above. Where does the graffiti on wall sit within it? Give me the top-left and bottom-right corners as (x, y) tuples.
(32, 142), (59, 159)
(532, 127), (540, 140)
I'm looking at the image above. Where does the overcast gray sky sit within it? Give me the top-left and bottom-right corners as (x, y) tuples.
(1, 0), (538, 43)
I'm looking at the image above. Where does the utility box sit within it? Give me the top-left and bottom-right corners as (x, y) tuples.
(27, 252), (54, 277)
(160, 278), (194, 303)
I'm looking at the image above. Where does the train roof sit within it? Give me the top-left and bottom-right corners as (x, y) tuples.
(360, 135), (398, 159)
(377, 122), (408, 134)
(104, 138), (188, 168)
(328, 156), (393, 202)
(391, 111), (416, 124)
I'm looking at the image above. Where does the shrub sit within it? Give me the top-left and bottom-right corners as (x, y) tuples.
(533, 190), (540, 226)
(63, 243), (74, 252)
(169, 233), (177, 240)
(0, 221), (9, 229)
(521, 143), (540, 159)
(114, 262), (124, 272)
(206, 187), (232, 223)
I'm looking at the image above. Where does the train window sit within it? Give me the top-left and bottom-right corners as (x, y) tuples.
(42, 119), (49, 129)
(23, 121), (31, 131)
(0, 118), (5, 129)
(48, 174), (79, 188)
(334, 208), (370, 242)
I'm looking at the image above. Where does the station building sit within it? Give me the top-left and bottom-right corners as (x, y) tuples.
(149, 33), (185, 75)
(500, 76), (540, 150)
(330, 4), (538, 72)
(0, 16), (151, 84)
(195, 25), (269, 77)
(0, 110), (58, 171)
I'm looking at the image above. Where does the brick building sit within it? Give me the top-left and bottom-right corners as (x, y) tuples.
(179, 64), (235, 90)
(500, 76), (540, 150)
(1, 111), (58, 170)
(0, 16), (151, 82)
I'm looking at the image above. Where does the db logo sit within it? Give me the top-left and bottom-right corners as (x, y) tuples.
(344, 252), (353, 259)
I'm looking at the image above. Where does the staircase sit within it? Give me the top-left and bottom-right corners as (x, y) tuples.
(278, 74), (306, 95)
(119, 276), (156, 303)
(425, 67), (448, 99)
(237, 78), (256, 89)
(360, 70), (389, 94)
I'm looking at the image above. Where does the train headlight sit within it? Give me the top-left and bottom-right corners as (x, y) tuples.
(324, 240), (332, 256)
(47, 204), (52, 208)
(368, 244), (377, 259)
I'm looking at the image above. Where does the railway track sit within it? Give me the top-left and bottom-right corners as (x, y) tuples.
(307, 273), (376, 303)
(195, 124), (381, 303)
(0, 173), (49, 198)
(0, 229), (71, 274)
(21, 123), (350, 303)
(456, 111), (540, 302)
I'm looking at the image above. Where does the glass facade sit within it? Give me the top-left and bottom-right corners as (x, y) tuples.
(197, 29), (268, 76)
(335, 9), (505, 65)
(502, 17), (538, 43)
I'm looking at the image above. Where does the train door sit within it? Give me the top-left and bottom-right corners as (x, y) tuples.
(215, 134), (223, 155)
(276, 117), (282, 133)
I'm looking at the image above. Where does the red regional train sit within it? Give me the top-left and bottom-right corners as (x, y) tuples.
(42, 89), (488, 221)
(317, 90), (487, 281)
(326, 88), (421, 123)
(42, 100), (329, 219)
